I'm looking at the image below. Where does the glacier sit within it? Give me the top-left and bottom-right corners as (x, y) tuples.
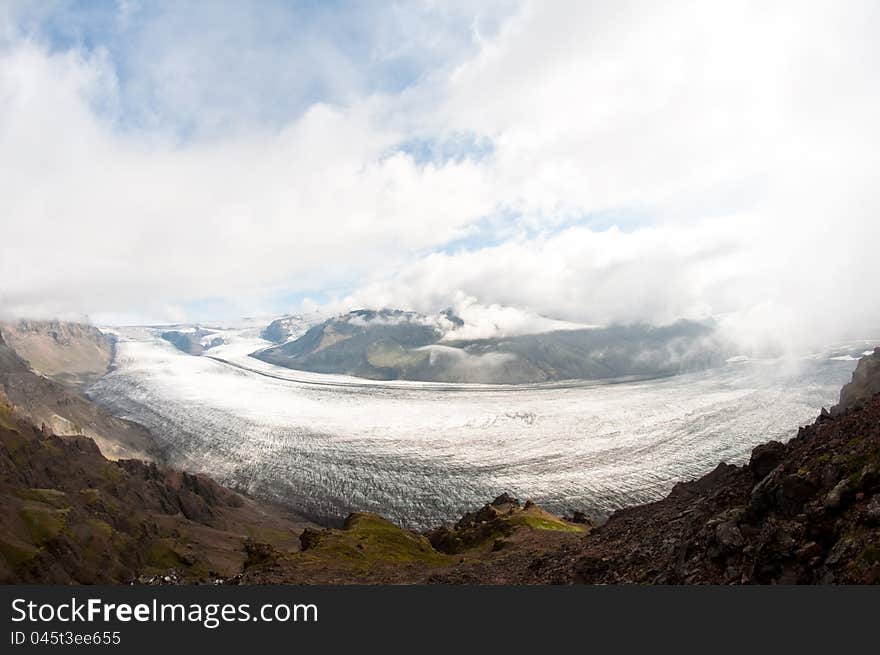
(87, 325), (869, 529)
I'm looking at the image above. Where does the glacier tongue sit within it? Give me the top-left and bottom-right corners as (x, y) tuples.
(87, 326), (858, 529)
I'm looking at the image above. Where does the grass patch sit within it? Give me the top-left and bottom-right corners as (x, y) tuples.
(0, 538), (38, 568)
(0, 402), (18, 431)
(14, 488), (69, 509)
(860, 544), (880, 565)
(301, 513), (451, 567)
(78, 488), (102, 503)
(144, 539), (184, 570)
(85, 518), (114, 540)
(511, 515), (585, 532)
(507, 506), (587, 533)
(19, 504), (68, 544)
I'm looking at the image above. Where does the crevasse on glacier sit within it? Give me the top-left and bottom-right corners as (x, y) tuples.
(87, 327), (859, 529)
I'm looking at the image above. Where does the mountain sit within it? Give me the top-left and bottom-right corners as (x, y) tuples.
(160, 327), (224, 355)
(254, 308), (727, 383)
(0, 327), (156, 461)
(260, 314), (315, 343)
(0, 320), (114, 390)
(0, 407), (312, 583)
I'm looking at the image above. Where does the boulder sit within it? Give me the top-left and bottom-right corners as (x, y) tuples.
(749, 466), (816, 517)
(243, 539), (278, 568)
(749, 465), (784, 516)
(864, 496), (880, 525)
(749, 441), (786, 481)
(299, 528), (324, 552)
(490, 492), (520, 508)
(474, 504), (501, 523)
(715, 521), (744, 553)
(822, 479), (852, 511)
(855, 464), (880, 492)
(777, 474), (817, 515)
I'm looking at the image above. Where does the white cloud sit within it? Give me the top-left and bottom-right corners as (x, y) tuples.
(343, 0), (880, 349)
(334, 218), (749, 327)
(0, 40), (493, 322)
(441, 293), (593, 341)
(0, 1), (878, 351)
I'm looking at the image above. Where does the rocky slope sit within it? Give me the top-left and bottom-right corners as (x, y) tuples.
(0, 406), (313, 584)
(0, 330), (156, 461)
(0, 320), (114, 390)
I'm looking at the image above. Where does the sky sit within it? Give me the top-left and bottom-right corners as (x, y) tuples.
(0, 1), (878, 351)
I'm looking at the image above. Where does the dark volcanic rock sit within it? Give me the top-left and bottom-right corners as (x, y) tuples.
(491, 492), (520, 508)
(299, 527), (324, 551)
(0, 409), (311, 584)
(822, 479), (852, 511)
(750, 441), (786, 481)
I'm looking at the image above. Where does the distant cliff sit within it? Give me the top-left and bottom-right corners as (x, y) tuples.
(833, 347), (880, 415)
(0, 319), (114, 389)
(0, 325), (156, 461)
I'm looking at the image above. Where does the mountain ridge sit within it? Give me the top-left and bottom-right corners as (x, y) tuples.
(254, 309), (728, 384)
(0, 328), (156, 461)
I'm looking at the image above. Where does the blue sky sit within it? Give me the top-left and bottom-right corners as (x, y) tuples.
(11, 0), (515, 138)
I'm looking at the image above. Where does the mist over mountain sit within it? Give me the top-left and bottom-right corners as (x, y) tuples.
(159, 327), (224, 355)
(253, 309), (728, 383)
(260, 314), (321, 344)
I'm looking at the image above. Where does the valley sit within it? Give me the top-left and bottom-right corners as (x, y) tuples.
(1, 317), (878, 585)
(87, 321), (865, 529)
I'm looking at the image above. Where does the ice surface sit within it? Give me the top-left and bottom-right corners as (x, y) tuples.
(87, 326), (863, 528)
